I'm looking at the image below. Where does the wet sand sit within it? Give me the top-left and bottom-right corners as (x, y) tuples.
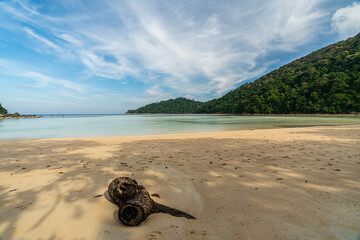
(0, 125), (360, 240)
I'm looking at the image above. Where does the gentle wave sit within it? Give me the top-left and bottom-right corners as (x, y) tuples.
(0, 114), (360, 139)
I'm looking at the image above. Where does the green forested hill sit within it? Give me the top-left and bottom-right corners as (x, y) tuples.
(0, 103), (8, 114)
(127, 97), (204, 114)
(197, 33), (360, 114)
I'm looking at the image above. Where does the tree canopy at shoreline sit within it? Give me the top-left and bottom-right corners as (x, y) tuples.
(0, 103), (8, 114)
(127, 97), (204, 114)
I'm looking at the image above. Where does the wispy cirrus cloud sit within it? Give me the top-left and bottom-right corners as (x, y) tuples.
(1, 1), (330, 93)
(24, 27), (61, 52)
(0, 0), (357, 113)
(0, 59), (86, 93)
(24, 71), (86, 93)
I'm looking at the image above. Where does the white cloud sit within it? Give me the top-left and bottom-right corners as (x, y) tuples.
(332, 2), (360, 37)
(78, 50), (138, 80)
(24, 27), (61, 51)
(0, 58), (86, 93)
(144, 86), (173, 99)
(1, 0), (332, 101)
(25, 71), (86, 93)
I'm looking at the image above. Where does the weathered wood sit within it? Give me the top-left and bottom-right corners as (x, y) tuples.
(152, 202), (196, 220)
(108, 177), (139, 207)
(118, 185), (154, 226)
(108, 177), (196, 226)
(119, 203), (145, 226)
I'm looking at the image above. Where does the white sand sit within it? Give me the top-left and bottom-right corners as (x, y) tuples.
(1, 125), (360, 240)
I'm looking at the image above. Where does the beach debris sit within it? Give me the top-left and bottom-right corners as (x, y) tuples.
(108, 177), (196, 226)
(9, 189), (17, 192)
(334, 169), (341, 171)
(276, 178), (284, 180)
(16, 206), (27, 210)
(50, 167), (62, 170)
(151, 193), (160, 198)
(94, 194), (103, 198)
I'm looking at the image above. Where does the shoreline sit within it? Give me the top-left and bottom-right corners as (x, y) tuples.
(1, 123), (360, 141)
(1, 113), (359, 117)
(1, 125), (359, 239)
(125, 112), (360, 116)
(0, 113), (41, 120)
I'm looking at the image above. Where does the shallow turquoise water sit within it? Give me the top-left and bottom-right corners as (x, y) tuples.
(0, 114), (359, 139)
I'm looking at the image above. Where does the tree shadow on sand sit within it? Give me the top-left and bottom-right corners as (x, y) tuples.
(0, 126), (359, 239)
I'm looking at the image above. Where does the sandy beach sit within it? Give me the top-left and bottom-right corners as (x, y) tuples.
(0, 125), (359, 240)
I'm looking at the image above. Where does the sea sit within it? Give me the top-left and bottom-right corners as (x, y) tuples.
(0, 114), (360, 140)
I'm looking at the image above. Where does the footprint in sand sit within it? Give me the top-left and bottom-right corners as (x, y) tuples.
(11, 227), (23, 233)
(189, 229), (207, 237)
(16, 206), (27, 210)
(149, 231), (162, 239)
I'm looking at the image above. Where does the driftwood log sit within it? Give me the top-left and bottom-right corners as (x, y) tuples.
(108, 177), (196, 226)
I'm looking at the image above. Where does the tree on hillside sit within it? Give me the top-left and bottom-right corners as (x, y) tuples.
(0, 103), (8, 114)
(197, 32), (360, 114)
(127, 97), (204, 114)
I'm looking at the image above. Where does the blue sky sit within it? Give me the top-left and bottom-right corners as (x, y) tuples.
(0, 0), (360, 114)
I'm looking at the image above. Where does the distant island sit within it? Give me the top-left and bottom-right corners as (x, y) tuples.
(127, 97), (204, 114)
(128, 32), (360, 114)
(0, 103), (40, 119)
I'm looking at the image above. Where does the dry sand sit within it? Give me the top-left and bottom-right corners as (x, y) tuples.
(0, 125), (360, 240)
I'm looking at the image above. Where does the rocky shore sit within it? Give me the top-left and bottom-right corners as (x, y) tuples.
(0, 112), (41, 119)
